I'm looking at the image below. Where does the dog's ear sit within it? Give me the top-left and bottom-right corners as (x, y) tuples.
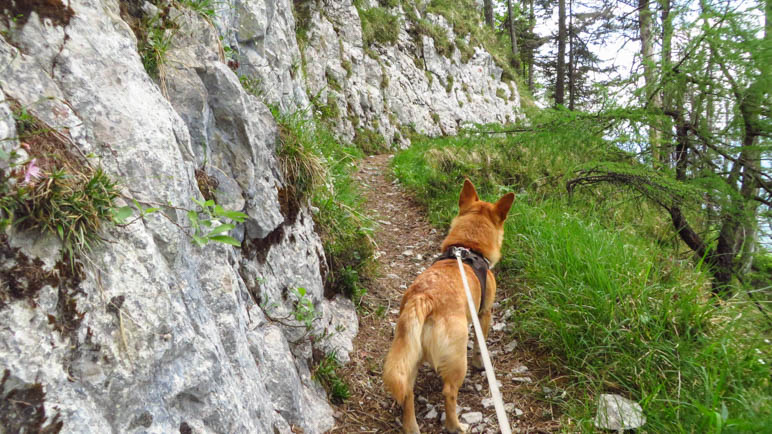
(494, 192), (515, 222)
(459, 179), (479, 210)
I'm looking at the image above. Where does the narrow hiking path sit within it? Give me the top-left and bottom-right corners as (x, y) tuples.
(329, 155), (560, 433)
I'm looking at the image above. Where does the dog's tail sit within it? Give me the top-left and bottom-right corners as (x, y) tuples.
(383, 294), (432, 405)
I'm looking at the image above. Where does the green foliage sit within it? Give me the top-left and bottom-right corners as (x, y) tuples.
(355, 3), (400, 47)
(178, 0), (216, 18)
(137, 13), (175, 78)
(310, 91), (341, 122)
(392, 110), (771, 430)
(11, 106), (35, 135)
(353, 127), (389, 155)
(313, 351), (351, 404)
(186, 198), (247, 247)
(291, 287), (318, 330)
(341, 59), (353, 78)
(325, 70), (343, 92)
(1, 108), (122, 261)
(15, 168), (120, 260)
(406, 11), (454, 58)
(239, 74), (265, 99)
(271, 109), (376, 301)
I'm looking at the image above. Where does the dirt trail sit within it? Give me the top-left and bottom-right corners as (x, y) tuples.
(330, 155), (559, 433)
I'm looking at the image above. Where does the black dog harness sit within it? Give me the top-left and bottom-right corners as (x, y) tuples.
(434, 246), (490, 312)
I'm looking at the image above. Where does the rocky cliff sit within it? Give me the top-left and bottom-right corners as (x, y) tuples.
(0, 0), (520, 432)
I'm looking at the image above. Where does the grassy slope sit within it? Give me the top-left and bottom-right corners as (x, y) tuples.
(392, 111), (771, 432)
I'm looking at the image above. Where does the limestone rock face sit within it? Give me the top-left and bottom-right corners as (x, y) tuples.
(0, 1), (348, 432)
(0, 0), (519, 432)
(300, 1), (522, 146)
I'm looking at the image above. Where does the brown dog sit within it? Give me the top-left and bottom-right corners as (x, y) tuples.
(383, 180), (515, 433)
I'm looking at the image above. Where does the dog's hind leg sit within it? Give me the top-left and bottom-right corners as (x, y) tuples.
(402, 367), (420, 433)
(472, 280), (496, 370)
(437, 324), (469, 433)
(471, 307), (492, 370)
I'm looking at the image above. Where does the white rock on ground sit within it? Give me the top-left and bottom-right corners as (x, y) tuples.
(594, 394), (647, 431)
(462, 411), (484, 424)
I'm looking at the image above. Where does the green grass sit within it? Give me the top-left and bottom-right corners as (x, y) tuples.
(239, 74), (265, 100)
(391, 110), (771, 431)
(353, 127), (389, 155)
(272, 108), (375, 303)
(355, 2), (400, 47)
(137, 13), (175, 78)
(2, 106), (121, 262)
(313, 351), (351, 404)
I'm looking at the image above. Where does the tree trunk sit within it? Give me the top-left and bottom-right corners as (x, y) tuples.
(556, 0), (566, 106)
(639, 0), (661, 165)
(568, 0), (575, 110)
(484, 0), (494, 29)
(508, 0), (521, 70)
(528, 0), (535, 94)
(660, 0), (673, 165)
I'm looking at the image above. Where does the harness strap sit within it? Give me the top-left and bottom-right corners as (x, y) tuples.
(434, 246), (489, 312)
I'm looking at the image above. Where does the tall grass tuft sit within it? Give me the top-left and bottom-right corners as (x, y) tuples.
(272, 108), (375, 303)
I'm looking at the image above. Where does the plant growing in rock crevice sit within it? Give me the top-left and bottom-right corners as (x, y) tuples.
(1, 103), (121, 262)
(271, 109), (375, 301)
(354, 1), (400, 47)
(312, 351), (350, 403)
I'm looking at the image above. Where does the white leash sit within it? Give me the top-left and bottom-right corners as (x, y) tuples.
(455, 251), (512, 434)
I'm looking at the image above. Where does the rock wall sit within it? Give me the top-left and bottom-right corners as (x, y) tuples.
(300, 0), (521, 145)
(0, 0), (519, 432)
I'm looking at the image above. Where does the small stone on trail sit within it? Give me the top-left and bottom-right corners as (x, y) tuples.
(462, 412), (483, 424)
(475, 383), (483, 392)
(594, 393), (646, 431)
(492, 322), (506, 332)
(511, 365), (528, 374)
(425, 408), (438, 419)
(512, 377), (533, 384)
(387, 273), (400, 280)
(417, 395), (428, 404)
(401, 249), (414, 256)
(504, 340), (518, 352)
(482, 397), (494, 408)
(416, 254), (423, 261)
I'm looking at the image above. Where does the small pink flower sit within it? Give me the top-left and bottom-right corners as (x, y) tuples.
(23, 158), (41, 184)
